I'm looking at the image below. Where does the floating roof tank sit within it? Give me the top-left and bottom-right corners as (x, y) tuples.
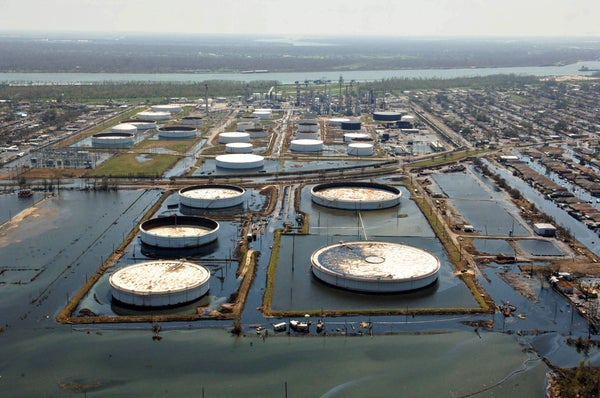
(110, 260), (210, 307)
(311, 241), (440, 293)
(215, 154), (264, 169)
(139, 215), (219, 248)
(218, 132), (251, 144)
(311, 181), (401, 210)
(157, 125), (197, 139)
(179, 184), (247, 209)
(290, 139), (323, 152)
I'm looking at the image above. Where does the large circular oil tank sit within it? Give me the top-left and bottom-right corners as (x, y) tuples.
(137, 111), (171, 121)
(246, 127), (268, 138)
(328, 117), (351, 127)
(348, 142), (374, 156)
(341, 120), (362, 131)
(139, 215), (219, 248)
(373, 111), (402, 122)
(252, 111), (272, 120)
(157, 125), (197, 139)
(152, 104), (182, 114)
(297, 121), (319, 133)
(225, 142), (253, 153)
(237, 122), (255, 132)
(182, 116), (203, 126)
(91, 132), (134, 148)
(295, 130), (320, 140)
(109, 260), (210, 307)
(311, 241), (440, 293)
(218, 132), (251, 144)
(121, 119), (157, 130)
(290, 139), (323, 152)
(178, 184), (246, 209)
(311, 181), (401, 210)
(240, 115), (260, 125)
(215, 154), (264, 169)
(111, 123), (138, 134)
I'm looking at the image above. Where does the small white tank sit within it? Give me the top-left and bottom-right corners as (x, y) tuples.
(348, 142), (374, 156)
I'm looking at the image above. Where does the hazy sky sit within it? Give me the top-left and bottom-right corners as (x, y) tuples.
(1, 0), (599, 37)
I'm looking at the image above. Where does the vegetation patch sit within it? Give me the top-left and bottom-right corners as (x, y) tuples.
(89, 153), (179, 177)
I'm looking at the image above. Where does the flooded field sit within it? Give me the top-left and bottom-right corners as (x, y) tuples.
(0, 171), (597, 396)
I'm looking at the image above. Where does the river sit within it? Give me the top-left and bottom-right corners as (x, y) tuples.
(2, 61), (600, 85)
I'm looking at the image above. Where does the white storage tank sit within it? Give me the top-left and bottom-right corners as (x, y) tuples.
(182, 116), (203, 126)
(216, 154), (264, 169)
(311, 181), (402, 210)
(111, 123), (138, 135)
(139, 215), (219, 248)
(110, 260), (210, 308)
(348, 142), (374, 156)
(179, 184), (246, 209)
(237, 121), (255, 132)
(311, 241), (440, 293)
(295, 130), (320, 140)
(290, 139), (323, 152)
(297, 121), (319, 133)
(253, 111), (272, 120)
(225, 142), (253, 153)
(121, 119), (157, 130)
(240, 115), (260, 125)
(91, 132), (134, 148)
(152, 104), (182, 114)
(218, 132), (251, 144)
(246, 127), (269, 138)
(137, 111), (171, 121)
(328, 117), (351, 127)
(157, 126), (197, 139)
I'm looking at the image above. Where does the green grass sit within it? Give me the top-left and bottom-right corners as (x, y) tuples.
(89, 153), (179, 177)
(136, 137), (197, 153)
(510, 94), (527, 103)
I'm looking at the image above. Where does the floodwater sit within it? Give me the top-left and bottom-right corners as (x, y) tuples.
(271, 184), (477, 312)
(0, 328), (547, 397)
(472, 238), (515, 255)
(0, 184), (594, 396)
(484, 160), (600, 257)
(432, 172), (530, 237)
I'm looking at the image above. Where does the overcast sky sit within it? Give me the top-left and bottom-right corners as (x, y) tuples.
(1, 0), (599, 37)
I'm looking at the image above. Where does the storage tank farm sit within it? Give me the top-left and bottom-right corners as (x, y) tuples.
(109, 260), (211, 307)
(309, 182), (441, 293)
